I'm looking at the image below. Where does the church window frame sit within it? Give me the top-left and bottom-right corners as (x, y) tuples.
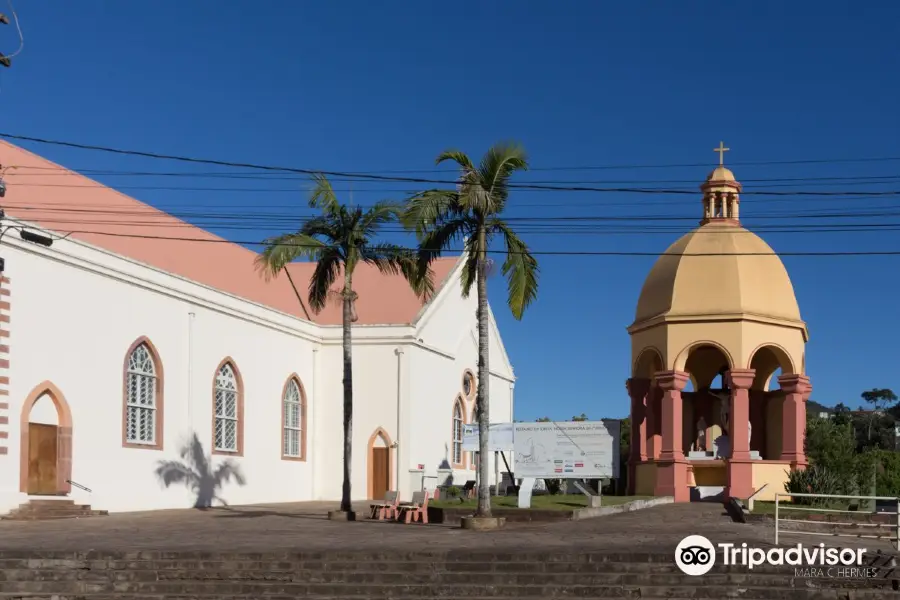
(122, 337), (164, 451)
(212, 358), (244, 456)
(281, 374), (307, 461)
(451, 396), (466, 469)
(462, 370), (475, 400)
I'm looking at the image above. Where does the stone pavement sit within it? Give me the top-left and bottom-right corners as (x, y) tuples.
(0, 501), (891, 555)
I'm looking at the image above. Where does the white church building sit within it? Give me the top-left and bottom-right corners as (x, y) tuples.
(0, 141), (515, 514)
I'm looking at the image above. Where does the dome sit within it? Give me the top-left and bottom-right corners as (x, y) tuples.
(633, 222), (802, 324)
(706, 166), (736, 182)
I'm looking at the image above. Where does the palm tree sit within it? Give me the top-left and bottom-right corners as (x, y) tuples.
(256, 173), (434, 515)
(402, 143), (539, 518)
(156, 432), (246, 509)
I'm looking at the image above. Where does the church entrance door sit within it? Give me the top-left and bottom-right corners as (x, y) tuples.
(372, 447), (390, 500)
(27, 423), (59, 495)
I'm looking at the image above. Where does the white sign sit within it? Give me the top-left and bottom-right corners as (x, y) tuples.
(462, 423), (514, 452)
(513, 420), (620, 479)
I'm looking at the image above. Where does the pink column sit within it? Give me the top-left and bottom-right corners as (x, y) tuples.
(626, 378), (650, 495)
(626, 378), (650, 461)
(653, 370), (689, 502)
(725, 368), (755, 500)
(778, 374), (810, 469)
(646, 386), (662, 460)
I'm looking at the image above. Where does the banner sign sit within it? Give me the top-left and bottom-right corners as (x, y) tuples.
(513, 420), (620, 479)
(462, 422), (515, 452)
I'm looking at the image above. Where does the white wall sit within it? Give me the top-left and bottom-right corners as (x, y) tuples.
(0, 233), (518, 513)
(2, 238), (320, 513)
(312, 332), (407, 502)
(405, 267), (515, 499)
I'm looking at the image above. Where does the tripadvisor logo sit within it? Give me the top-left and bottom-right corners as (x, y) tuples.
(675, 535), (867, 576)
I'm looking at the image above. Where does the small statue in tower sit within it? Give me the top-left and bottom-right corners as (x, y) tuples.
(696, 417), (707, 452)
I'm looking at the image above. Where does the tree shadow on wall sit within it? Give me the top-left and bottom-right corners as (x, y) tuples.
(155, 432), (246, 509)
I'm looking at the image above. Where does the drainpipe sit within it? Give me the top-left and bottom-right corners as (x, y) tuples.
(311, 347), (318, 499)
(394, 347), (404, 492)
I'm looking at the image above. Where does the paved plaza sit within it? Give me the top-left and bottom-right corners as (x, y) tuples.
(0, 502), (890, 555)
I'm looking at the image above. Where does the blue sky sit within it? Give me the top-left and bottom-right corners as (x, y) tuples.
(2, 2), (898, 421)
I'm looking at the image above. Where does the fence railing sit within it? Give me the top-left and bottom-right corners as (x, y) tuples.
(774, 492), (900, 549)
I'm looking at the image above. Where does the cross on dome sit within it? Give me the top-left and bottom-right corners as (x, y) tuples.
(714, 141), (729, 166)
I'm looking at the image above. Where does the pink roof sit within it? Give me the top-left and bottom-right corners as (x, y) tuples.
(0, 140), (459, 325)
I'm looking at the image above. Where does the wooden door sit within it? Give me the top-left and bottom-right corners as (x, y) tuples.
(27, 423), (58, 495)
(372, 447), (390, 500)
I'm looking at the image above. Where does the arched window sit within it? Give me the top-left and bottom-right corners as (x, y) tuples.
(452, 399), (464, 468)
(124, 339), (163, 449)
(462, 370), (475, 400)
(282, 376), (306, 460)
(214, 361), (242, 454)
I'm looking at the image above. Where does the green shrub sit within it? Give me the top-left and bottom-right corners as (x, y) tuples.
(446, 486), (461, 497)
(856, 450), (900, 497)
(784, 466), (843, 505)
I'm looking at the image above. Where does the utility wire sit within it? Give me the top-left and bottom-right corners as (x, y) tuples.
(2, 132), (900, 196)
(8, 225), (900, 257)
(8, 202), (900, 222)
(8, 164), (900, 187)
(3, 132), (900, 174)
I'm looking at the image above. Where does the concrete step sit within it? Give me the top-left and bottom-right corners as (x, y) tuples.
(0, 566), (894, 585)
(0, 551), (896, 598)
(0, 581), (893, 598)
(1, 501), (107, 521)
(4, 557), (892, 576)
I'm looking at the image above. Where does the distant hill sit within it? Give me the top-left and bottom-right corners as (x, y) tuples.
(807, 399), (832, 415)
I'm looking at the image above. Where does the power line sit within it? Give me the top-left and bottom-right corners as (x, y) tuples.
(1, 132), (899, 196)
(5, 180), (900, 196)
(8, 201), (900, 222)
(8, 163), (900, 187)
(12, 226), (900, 257)
(4, 132), (900, 174)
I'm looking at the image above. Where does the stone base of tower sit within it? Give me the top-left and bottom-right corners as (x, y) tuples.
(631, 458), (797, 504)
(653, 460), (690, 502)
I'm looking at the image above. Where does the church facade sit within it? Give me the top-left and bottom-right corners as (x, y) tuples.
(0, 141), (515, 514)
(627, 150), (810, 503)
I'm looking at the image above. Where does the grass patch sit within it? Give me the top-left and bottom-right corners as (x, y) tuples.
(430, 495), (652, 511)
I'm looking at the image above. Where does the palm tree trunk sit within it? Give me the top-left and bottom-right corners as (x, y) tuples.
(341, 277), (354, 513)
(475, 226), (491, 518)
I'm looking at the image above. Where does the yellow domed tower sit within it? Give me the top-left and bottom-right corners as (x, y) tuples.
(625, 143), (812, 503)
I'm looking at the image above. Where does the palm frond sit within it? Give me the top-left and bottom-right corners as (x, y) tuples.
(213, 460), (246, 487)
(359, 201), (403, 237)
(255, 232), (329, 281)
(299, 215), (344, 241)
(490, 220), (539, 320)
(308, 173), (341, 217)
(363, 243), (435, 301)
(478, 142), (528, 213)
(155, 460), (198, 488)
(435, 149), (476, 173)
(308, 247), (343, 313)
(401, 190), (462, 238)
(415, 218), (470, 273)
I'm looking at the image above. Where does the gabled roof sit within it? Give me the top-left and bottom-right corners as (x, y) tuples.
(0, 140), (458, 325)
